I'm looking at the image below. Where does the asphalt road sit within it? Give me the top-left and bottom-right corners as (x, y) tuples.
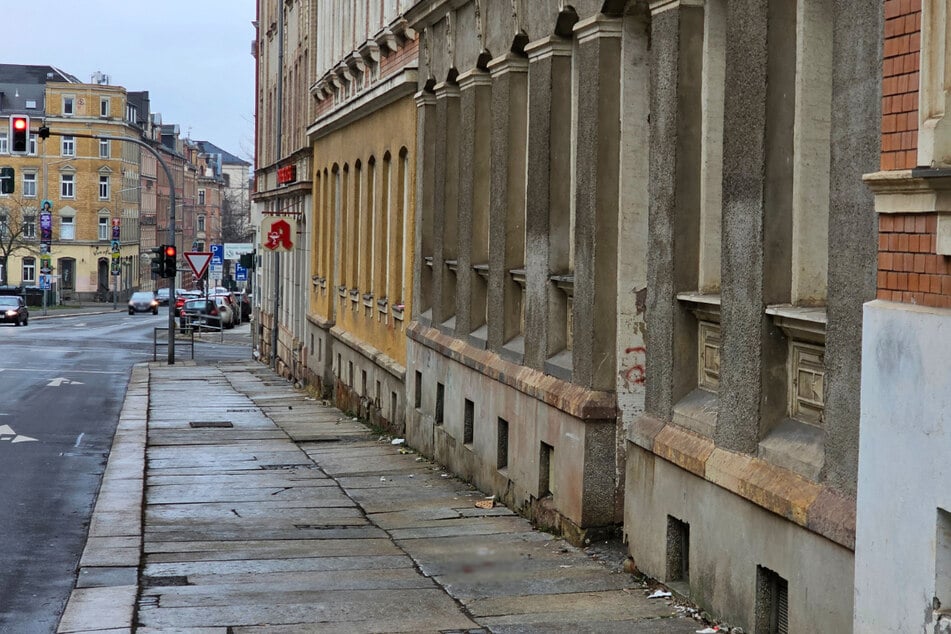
(0, 308), (251, 633)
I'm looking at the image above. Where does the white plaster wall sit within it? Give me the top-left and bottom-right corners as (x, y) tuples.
(855, 300), (951, 632)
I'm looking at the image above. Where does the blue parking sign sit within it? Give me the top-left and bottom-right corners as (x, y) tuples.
(235, 263), (247, 281)
(211, 243), (224, 265)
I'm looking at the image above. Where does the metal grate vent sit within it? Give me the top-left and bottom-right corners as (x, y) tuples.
(756, 565), (789, 634)
(188, 421), (233, 429)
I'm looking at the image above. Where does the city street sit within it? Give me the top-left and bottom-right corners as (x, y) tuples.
(0, 308), (251, 633)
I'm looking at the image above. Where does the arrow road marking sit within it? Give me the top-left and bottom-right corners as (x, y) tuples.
(0, 424), (37, 443)
(48, 377), (85, 387)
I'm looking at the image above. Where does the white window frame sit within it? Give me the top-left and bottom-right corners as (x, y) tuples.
(99, 139), (109, 158)
(28, 134), (36, 155)
(60, 174), (75, 198)
(60, 216), (75, 240)
(98, 216), (109, 240)
(22, 172), (36, 198)
(0, 132), (7, 154)
(22, 257), (35, 283)
(198, 189), (206, 205)
(197, 214), (206, 232)
(61, 136), (75, 157)
(100, 97), (109, 117)
(99, 175), (110, 200)
(63, 95), (75, 116)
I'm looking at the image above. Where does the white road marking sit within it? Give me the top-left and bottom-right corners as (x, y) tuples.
(75, 433), (84, 447)
(48, 377), (85, 387)
(0, 424), (37, 443)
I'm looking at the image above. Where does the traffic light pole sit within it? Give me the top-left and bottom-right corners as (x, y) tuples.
(47, 130), (177, 363)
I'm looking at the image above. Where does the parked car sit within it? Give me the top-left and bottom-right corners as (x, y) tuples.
(210, 293), (238, 327)
(179, 298), (223, 331)
(155, 288), (171, 305)
(174, 290), (202, 316)
(0, 295), (28, 326)
(211, 295), (236, 329)
(128, 291), (159, 315)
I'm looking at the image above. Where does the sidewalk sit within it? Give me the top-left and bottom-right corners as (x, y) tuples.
(57, 360), (712, 633)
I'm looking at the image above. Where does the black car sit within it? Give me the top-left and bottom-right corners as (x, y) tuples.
(128, 291), (159, 315)
(0, 295), (29, 326)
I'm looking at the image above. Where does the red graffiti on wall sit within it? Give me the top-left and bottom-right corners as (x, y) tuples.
(621, 346), (646, 387)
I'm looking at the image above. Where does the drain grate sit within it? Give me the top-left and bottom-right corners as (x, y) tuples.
(188, 421), (233, 429)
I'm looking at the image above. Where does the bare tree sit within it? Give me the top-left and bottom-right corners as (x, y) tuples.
(220, 190), (253, 243)
(0, 197), (40, 287)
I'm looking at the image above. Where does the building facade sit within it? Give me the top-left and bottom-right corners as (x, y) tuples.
(855, 2), (951, 631)
(404, 0), (643, 546)
(253, 0), (316, 376)
(304, 1), (418, 430)
(623, 0), (881, 630)
(0, 67), (144, 301)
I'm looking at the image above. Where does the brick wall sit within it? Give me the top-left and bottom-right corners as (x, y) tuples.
(881, 0), (920, 171)
(379, 39), (419, 80)
(873, 0), (951, 308)
(877, 213), (951, 307)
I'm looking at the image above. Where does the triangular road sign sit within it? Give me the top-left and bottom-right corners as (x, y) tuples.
(184, 252), (212, 279)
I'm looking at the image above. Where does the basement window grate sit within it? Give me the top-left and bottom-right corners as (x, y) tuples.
(188, 421), (233, 429)
(756, 565), (789, 634)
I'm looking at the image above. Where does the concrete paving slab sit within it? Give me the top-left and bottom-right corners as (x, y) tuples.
(136, 589), (478, 631)
(141, 555), (415, 579)
(143, 537), (404, 562)
(57, 585), (136, 633)
(75, 566), (138, 589)
(79, 536), (141, 567)
(143, 524), (388, 542)
(142, 570), (438, 606)
(484, 618), (702, 634)
(174, 567), (433, 590)
(465, 589), (687, 620)
(146, 482), (342, 504)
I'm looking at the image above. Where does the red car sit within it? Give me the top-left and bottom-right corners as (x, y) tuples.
(174, 291), (201, 316)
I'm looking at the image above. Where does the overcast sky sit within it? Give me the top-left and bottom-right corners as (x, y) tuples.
(6, 1), (256, 163)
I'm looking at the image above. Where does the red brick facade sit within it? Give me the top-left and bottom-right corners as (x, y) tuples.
(874, 0), (951, 309)
(876, 213), (951, 307)
(881, 0), (920, 171)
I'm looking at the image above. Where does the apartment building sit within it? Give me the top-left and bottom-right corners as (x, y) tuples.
(0, 66), (143, 301)
(253, 0), (316, 375)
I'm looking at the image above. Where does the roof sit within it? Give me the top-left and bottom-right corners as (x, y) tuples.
(195, 140), (249, 166)
(0, 64), (79, 116)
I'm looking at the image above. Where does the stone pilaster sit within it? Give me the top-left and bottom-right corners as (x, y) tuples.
(412, 90), (437, 324)
(523, 36), (573, 371)
(571, 15), (622, 392)
(486, 52), (529, 355)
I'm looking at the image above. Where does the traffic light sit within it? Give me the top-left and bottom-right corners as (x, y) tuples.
(0, 167), (13, 194)
(10, 116), (29, 154)
(239, 250), (256, 270)
(150, 245), (164, 278)
(162, 244), (177, 278)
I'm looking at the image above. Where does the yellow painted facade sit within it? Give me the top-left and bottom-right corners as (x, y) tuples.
(310, 95), (417, 367)
(1, 82), (141, 298)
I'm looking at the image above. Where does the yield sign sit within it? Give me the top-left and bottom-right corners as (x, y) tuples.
(184, 252), (212, 279)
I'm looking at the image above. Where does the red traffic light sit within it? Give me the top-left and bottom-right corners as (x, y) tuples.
(164, 245), (177, 258)
(9, 116), (29, 154)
